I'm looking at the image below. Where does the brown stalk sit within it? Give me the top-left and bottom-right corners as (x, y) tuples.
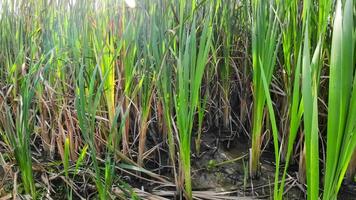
(57, 117), (65, 162)
(137, 90), (155, 167)
(347, 150), (356, 180)
(298, 140), (306, 184)
(117, 7), (130, 156)
(156, 97), (164, 134)
(38, 96), (51, 156)
(64, 107), (78, 160)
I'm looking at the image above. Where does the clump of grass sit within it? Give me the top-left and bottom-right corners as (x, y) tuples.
(174, 3), (212, 197)
(75, 63), (127, 199)
(323, 0), (355, 198)
(250, 0), (280, 178)
(10, 78), (37, 198)
(75, 64), (108, 199)
(1, 67), (42, 198)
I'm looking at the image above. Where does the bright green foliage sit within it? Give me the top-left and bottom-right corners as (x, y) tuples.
(0, 0), (356, 199)
(250, 0), (280, 177)
(301, 25), (321, 200)
(323, 0), (355, 199)
(174, 3), (212, 197)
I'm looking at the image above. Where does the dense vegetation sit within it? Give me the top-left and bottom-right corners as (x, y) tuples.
(0, 0), (355, 199)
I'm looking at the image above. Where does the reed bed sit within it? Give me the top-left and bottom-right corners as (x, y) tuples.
(0, 0), (355, 199)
